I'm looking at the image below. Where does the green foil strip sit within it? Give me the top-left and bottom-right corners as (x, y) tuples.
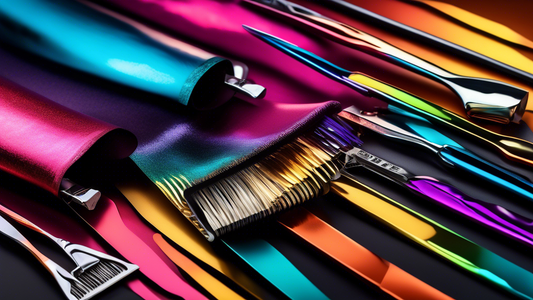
(223, 238), (329, 300)
(333, 175), (533, 300)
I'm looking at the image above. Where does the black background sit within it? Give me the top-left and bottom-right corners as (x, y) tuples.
(2, 2), (533, 299)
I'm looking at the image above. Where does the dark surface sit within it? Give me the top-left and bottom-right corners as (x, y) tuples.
(2, 10), (533, 300)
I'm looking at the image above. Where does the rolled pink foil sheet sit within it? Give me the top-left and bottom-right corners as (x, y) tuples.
(0, 76), (136, 195)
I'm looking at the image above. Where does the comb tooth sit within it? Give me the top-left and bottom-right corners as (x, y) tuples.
(69, 261), (130, 300)
(94, 264), (113, 281)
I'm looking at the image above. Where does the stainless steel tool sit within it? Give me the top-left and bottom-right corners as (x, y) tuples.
(324, 0), (533, 95)
(246, 0), (528, 124)
(0, 202), (138, 300)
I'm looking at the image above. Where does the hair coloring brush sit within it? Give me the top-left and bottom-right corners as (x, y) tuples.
(0, 202), (138, 300)
(182, 115), (533, 299)
(186, 116), (452, 299)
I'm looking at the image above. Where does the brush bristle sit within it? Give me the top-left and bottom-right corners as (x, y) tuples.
(69, 261), (127, 300)
(190, 116), (361, 237)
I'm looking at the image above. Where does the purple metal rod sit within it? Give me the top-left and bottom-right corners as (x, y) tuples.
(406, 176), (533, 246)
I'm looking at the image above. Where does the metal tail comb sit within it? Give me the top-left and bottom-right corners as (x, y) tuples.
(0, 202), (138, 300)
(243, 25), (533, 168)
(188, 116), (362, 238)
(245, 0), (528, 124)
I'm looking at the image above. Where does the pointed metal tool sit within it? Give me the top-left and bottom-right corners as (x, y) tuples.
(242, 25), (533, 167)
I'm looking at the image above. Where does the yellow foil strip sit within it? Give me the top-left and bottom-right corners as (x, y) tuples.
(116, 177), (266, 299)
(331, 175), (438, 242)
(153, 234), (245, 300)
(409, 0), (533, 50)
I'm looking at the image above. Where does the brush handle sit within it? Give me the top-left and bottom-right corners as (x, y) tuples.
(0, 202), (106, 273)
(348, 73), (533, 167)
(0, 213), (90, 300)
(0, 214), (53, 271)
(405, 176), (533, 247)
(0, 203), (55, 240)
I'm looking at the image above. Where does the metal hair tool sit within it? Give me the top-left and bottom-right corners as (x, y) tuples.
(242, 25), (533, 167)
(0, 204), (138, 300)
(324, 0), (533, 86)
(341, 105), (533, 204)
(59, 178), (101, 211)
(189, 116), (533, 299)
(331, 113), (533, 247)
(245, 0), (528, 124)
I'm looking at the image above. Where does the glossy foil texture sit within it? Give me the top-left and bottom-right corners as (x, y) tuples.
(98, 0), (385, 111)
(0, 0), (233, 108)
(278, 207), (451, 300)
(0, 77), (136, 195)
(406, 177), (533, 247)
(332, 175), (533, 299)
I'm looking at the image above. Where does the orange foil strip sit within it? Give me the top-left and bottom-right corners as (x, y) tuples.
(278, 207), (451, 300)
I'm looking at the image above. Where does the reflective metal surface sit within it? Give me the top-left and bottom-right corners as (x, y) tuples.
(59, 178), (101, 211)
(247, 0), (528, 124)
(341, 106), (533, 204)
(0, 209), (137, 300)
(326, 0), (533, 86)
(243, 25), (533, 167)
(340, 143), (533, 249)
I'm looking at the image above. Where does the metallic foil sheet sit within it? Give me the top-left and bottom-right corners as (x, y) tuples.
(0, 76), (136, 195)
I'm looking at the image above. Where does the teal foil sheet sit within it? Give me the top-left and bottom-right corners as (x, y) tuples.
(0, 0), (233, 108)
(224, 239), (329, 300)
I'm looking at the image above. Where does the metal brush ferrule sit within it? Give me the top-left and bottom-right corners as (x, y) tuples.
(187, 116), (361, 238)
(224, 74), (267, 99)
(60, 178), (101, 210)
(343, 148), (413, 183)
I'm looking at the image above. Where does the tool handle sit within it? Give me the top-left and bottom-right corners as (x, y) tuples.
(0, 214), (52, 270)
(333, 173), (533, 299)
(439, 145), (533, 201)
(278, 207), (453, 300)
(406, 176), (533, 247)
(248, 0), (451, 78)
(306, 2), (528, 124)
(248, 0), (526, 123)
(349, 73), (533, 166)
(0, 203), (52, 239)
